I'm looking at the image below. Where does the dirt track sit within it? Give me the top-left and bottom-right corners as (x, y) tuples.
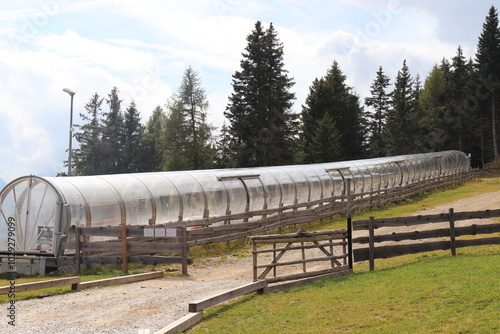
(2, 189), (499, 334)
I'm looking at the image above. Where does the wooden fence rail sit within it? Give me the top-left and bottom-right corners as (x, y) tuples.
(352, 208), (500, 270)
(181, 171), (476, 247)
(62, 225), (191, 274)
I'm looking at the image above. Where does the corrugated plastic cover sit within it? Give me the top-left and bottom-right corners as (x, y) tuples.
(0, 150), (470, 254)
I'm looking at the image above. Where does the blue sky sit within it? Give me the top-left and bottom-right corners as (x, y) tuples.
(0, 0), (494, 184)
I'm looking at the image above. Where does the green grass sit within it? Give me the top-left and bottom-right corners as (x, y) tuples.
(190, 247), (500, 334)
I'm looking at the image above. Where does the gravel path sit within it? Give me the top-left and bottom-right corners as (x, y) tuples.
(2, 189), (499, 334)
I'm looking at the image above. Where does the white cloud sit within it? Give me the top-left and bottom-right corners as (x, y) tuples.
(0, 0), (492, 182)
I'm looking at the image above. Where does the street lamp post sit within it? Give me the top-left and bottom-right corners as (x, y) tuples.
(63, 88), (75, 176)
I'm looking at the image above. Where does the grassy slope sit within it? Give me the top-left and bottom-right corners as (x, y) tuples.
(188, 178), (500, 333)
(192, 250), (499, 333)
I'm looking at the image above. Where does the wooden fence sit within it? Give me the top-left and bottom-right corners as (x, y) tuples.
(58, 171), (475, 274)
(179, 171), (476, 247)
(61, 225), (191, 274)
(352, 208), (500, 270)
(249, 229), (351, 284)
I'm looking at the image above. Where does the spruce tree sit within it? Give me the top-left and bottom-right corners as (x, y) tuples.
(300, 61), (364, 163)
(307, 113), (342, 163)
(102, 87), (124, 174)
(225, 21), (297, 167)
(165, 67), (214, 170)
(122, 101), (144, 173)
(138, 106), (167, 172)
(475, 5), (500, 160)
(447, 46), (476, 152)
(385, 60), (419, 155)
(73, 92), (105, 175)
(419, 64), (449, 151)
(364, 66), (391, 157)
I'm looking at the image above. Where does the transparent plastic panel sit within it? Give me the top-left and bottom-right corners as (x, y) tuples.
(136, 174), (181, 224)
(52, 178), (88, 228)
(210, 169), (258, 218)
(398, 161), (411, 185)
(242, 178), (266, 212)
(280, 167), (310, 204)
(263, 168), (296, 207)
(101, 175), (154, 226)
(307, 165), (334, 198)
(258, 170), (282, 209)
(0, 177), (58, 253)
(63, 177), (121, 227)
(169, 173), (206, 221)
(299, 166), (323, 202)
(363, 162), (380, 191)
(190, 171), (228, 218)
(222, 179), (247, 216)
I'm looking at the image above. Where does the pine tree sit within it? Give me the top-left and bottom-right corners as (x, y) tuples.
(419, 64), (449, 151)
(214, 122), (234, 168)
(225, 21), (297, 167)
(300, 61), (364, 163)
(447, 46), (476, 152)
(307, 113), (342, 163)
(364, 66), (391, 157)
(102, 87), (124, 174)
(165, 67), (214, 170)
(138, 106), (167, 172)
(73, 92), (105, 175)
(385, 60), (419, 155)
(122, 101), (144, 173)
(475, 5), (500, 160)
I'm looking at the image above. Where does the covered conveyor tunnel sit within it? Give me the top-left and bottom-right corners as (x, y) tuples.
(0, 150), (470, 257)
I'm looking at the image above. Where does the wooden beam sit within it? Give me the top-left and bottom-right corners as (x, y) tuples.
(262, 269), (352, 294)
(0, 276), (81, 295)
(73, 271), (163, 290)
(188, 280), (268, 312)
(153, 311), (203, 334)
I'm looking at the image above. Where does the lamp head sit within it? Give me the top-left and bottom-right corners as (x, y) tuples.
(63, 88), (76, 96)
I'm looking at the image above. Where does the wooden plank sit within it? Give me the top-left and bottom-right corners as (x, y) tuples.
(76, 256), (190, 266)
(352, 223), (500, 244)
(252, 241), (346, 254)
(249, 229), (347, 241)
(254, 254), (346, 269)
(265, 266), (350, 284)
(353, 213), (450, 230)
(262, 269), (352, 294)
(61, 241), (184, 253)
(456, 237), (500, 248)
(153, 311), (204, 334)
(74, 271), (163, 290)
(353, 208), (500, 231)
(0, 276), (81, 295)
(354, 241), (452, 262)
(188, 280), (268, 312)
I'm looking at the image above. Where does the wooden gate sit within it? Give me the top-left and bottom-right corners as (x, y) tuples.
(250, 229), (351, 284)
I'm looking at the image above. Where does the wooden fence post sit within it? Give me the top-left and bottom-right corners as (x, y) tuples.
(368, 216), (375, 271)
(448, 208), (456, 256)
(75, 226), (81, 274)
(347, 216), (353, 270)
(181, 227), (189, 275)
(121, 222), (128, 274)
